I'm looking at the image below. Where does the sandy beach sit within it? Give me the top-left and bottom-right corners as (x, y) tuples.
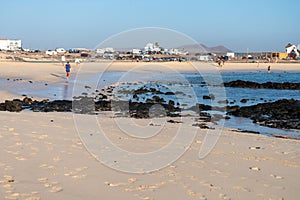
(0, 61), (299, 200)
(1, 61), (300, 77)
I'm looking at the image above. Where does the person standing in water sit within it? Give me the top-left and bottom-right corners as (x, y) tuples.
(267, 65), (271, 73)
(65, 61), (71, 79)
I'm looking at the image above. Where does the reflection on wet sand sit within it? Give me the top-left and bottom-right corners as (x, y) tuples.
(63, 80), (70, 100)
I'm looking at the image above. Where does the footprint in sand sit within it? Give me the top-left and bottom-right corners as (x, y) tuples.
(15, 156), (27, 161)
(49, 186), (63, 193)
(104, 181), (127, 187)
(249, 146), (261, 150)
(219, 193), (231, 200)
(187, 189), (206, 199)
(128, 178), (137, 183)
(233, 185), (251, 192)
(39, 164), (55, 169)
(3, 183), (13, 189)
(52, 156), (61, 162)
(64, 166), (88, 180)
(23, 197), (41, 200)
(249, 166), (260, 171)
(42, 180), (63, 193)
(3, 175), (15, 184)
(270, 174), (284, 179)
(8, 193), (20, 199)
(37, 177), (48, 183)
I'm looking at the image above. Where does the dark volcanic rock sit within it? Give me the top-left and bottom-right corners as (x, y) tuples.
(227, 99), (300, 130)
(23, 97), (33, 105)
(203, 94), (215, 100)
(192, 123), (210, 129)
(73, 97), (95, 113)
(165, 91), (175, 95)
(30, 100), (72, 112)
(44, 100), (72, 112)
(224, 80), (300, 90)
(129, 102), (180, 118)
(134, 87), (164, 95)
(4, 100), (23, 112)
(203, 95), (211, 100)
(240, 98), (248, 103)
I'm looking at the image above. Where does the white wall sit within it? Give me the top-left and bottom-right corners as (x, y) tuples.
(226, 52), (235, 58)
(0, 39), (22, 50)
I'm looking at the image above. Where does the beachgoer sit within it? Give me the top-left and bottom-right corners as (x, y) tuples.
(65, 61), (71, 78)
(75, 58), (80, 66)
(217, 58), (222, 67)
(61, 55), (66, 66)
(267, 65), (271, 73)
(217, 58), (223, 68)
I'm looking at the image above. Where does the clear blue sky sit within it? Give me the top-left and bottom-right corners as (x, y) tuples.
(1, 0), (299, 52)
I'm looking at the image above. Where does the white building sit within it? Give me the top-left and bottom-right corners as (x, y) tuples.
(226, 52), (235, 58)
(199, 55), (211, 61)
(0, 38), (22, 50)
(96, 47), (114, 54)
(45, 50), (57, 56)
(144, 43), (160, 52)
(96, 49), (105, 54)
(285, 43), (299, 57)
(132, 49), (141, 54)
(168, 48), (188, 55)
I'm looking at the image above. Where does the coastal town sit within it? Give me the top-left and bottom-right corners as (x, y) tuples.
(0, 38), (300, 63)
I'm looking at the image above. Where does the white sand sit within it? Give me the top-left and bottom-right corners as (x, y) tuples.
(0, 61), (299, 199)
(0, 111), (299, 200)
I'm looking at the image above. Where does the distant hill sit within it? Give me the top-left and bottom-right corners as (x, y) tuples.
(176, 44), (232, 53)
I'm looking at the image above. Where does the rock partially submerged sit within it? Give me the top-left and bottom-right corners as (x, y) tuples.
(224, 80), (300, 90)
(227, 99), (300, 130)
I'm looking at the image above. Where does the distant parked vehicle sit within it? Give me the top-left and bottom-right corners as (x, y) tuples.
(56, 48), (66, 54)
(29, 49), (41, 53)
(69, 49), (80, 53)
(220, 55), (229, 61)
(46, 50), (57, 56)
(80, 52), (90, 57)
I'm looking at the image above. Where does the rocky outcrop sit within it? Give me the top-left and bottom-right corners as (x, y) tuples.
(0, 96), (180, 118)
(224, 80), (300, 90)
(227, 99), (300, 130)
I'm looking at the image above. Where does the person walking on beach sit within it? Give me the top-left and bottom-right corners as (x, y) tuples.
(61, 55), (66, 66)
(267, 65), (271, 73)
(75, 58), (80, 66)
(65, 61), (71, 79)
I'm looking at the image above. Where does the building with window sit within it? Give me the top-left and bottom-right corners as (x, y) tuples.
(0, 38), (22, 50)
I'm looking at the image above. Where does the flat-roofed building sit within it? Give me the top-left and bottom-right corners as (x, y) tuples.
(0, 38), (22, 50)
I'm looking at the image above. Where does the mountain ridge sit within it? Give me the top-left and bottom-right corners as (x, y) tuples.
(176, 44), (232, 53)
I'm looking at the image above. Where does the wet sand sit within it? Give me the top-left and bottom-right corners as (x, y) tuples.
(0, 61), (299, 199)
